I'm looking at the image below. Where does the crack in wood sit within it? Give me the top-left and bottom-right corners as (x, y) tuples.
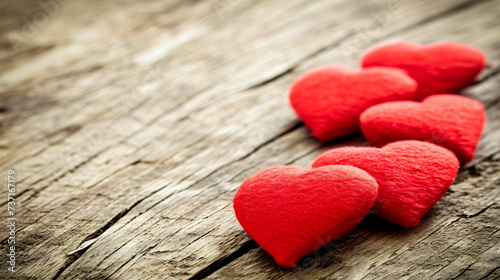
(474, 67), (500, 86)
(451, 262), (475, 279)
(458, 202), (497, 218)
(479, 266), (500, 280)
(232, 121), (303, 163)
(188, 240), (259, 280)
(245, 31), (357, 90)
(51, 192), (168, 280)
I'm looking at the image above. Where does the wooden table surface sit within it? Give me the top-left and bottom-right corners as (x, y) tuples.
(1, 0), (499, 279)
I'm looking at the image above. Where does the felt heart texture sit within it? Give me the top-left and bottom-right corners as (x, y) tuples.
(312, 141), (460, 228)
(360, 94), (486, 164)
(289, 65), (417, 142)
(233, 165), (378, 267)
(361, 40), (486, 100)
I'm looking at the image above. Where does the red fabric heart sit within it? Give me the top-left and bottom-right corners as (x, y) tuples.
(289, 65), (417, 142)
(312, 141), (459, 228)
(233, 165), (378, 267)
(360, 94), (486, 164)
(361, 40), (486, 100)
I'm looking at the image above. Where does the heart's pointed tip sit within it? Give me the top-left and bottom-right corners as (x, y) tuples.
(399, 218), (421, 228)
(274, 255), (298, 268)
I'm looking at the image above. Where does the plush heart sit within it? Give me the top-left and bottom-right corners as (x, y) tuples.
(361, 40), (486, 100)
(233, 165), (378, 267)
(312, 141), (459, 227)
(289, 65), (417, 142)
(360, 94), (486, 164)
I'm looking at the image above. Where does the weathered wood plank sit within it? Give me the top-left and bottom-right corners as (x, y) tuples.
(0, 0), (498, 279)
(55, 1), (500, 279)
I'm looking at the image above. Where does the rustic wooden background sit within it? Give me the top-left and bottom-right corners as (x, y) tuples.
(1, 0), (499, 279)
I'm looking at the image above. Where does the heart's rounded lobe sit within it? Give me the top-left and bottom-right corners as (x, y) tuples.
(360, 94), (486, 164)
(289, 65), (416, 142)
(233, 165), (378, 267)
(312, 141), (460, 228)
(361, 40), (486, 100)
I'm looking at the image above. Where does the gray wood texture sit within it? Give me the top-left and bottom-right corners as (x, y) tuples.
(0, 0), (499, 279)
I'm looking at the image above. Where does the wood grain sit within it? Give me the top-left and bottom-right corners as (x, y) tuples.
(0, 0), (499, 279)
